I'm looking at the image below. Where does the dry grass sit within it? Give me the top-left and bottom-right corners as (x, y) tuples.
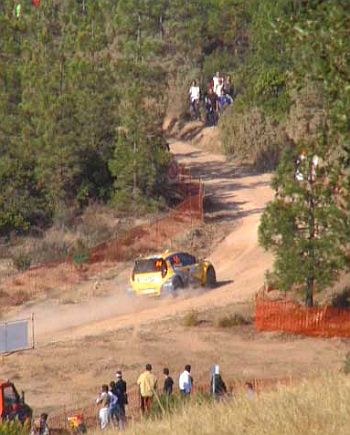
(215, 313), (251, 328)
(91, 374), (350, 435)
(182, 310), (200, 327)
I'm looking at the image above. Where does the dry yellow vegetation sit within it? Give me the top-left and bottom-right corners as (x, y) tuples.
(91, 374), (350, 435)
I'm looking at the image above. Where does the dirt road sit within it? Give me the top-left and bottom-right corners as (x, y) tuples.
(10, 137), (273, 344)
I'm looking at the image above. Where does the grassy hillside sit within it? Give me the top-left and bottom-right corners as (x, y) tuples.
(92, 374), (350, 435)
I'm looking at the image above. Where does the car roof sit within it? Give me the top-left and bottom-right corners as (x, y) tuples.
(136, 251), (190, 261)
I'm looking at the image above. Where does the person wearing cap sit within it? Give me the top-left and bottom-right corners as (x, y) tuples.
(137, 364), (157, 415)
(179, 364), (193, 396)
(210, 365), (227, 399)
(115, 370), (127, 428)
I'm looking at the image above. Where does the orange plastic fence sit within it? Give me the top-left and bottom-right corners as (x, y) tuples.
(88, 179), (204, 264)
(28, 167), (204, 271)
(255, 297), (350, 337)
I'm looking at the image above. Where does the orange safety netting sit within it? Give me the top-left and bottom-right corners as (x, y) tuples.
(255, 297), (350, 338)
(14, 167), (204, 272)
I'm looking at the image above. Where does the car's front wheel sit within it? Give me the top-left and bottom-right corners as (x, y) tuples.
(205, 266), (216, 288)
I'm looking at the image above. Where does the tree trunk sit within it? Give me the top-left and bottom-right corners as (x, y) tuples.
(305, 153), (315, 308)
(305, 275), (314, 307)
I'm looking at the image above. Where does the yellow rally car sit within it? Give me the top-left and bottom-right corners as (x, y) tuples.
(129, 251), (216, 296)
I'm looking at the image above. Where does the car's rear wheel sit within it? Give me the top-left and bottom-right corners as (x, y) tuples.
(205, 266), (216, 288)
(172, 276), (184, 294)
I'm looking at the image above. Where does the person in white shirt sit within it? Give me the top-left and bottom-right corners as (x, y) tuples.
(96, 384), (109, 430)
(212, 71), (221, 92)
(179, 364), (193, 395)
(215, 78), (224, 97)
(189, 80), (200, 120)
(189, 80), (200, 103)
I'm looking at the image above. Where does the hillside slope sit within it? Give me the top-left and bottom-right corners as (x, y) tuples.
(24, 137), (274, 343)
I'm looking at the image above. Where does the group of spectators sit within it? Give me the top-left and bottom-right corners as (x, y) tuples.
(94, 363), (246, 431)
(96, 370), (128, 431)
(95, 364), (194, 430)
(188, 71), (234, 126)
(29, 364), (255, 433)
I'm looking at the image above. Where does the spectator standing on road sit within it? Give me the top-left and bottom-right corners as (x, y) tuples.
(215, 77), (224, 97)
(223, 75), (234, 103)
(189, 80), (201, 120)
(115, 370), (128, 429)
(212, 71), (222, 95)
(96, 384), (110, 430)
(163, 368), (174, 396)
(137, 364), (158, 415)
(179, 364), (193, 396)
(205, 88), (219, 127)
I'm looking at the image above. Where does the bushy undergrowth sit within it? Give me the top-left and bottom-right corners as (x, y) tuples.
(0, 421), (28, 435)
(11, 251), (32, 272)
(149, 392), (212, 419)
(219, 106), (286, 171)
(91, 374), (350, 435)
(182, 310), (200, 327)
(215, 313), (251, 328)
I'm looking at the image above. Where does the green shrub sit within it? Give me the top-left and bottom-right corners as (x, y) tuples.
(12, 251), (32, 272)
(71, 239), (90, 267)
(215, 313), (251, 328)
(0, 421), (28, 435)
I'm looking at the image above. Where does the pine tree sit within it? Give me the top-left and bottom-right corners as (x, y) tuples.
(108, 0), (169, 211)
(259, 141), (350, 306)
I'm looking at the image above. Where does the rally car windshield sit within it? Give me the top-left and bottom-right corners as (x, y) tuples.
(133, 258), (166, 274)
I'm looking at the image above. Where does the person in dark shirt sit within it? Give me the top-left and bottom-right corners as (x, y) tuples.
(205, 88), (219, 126)
(163, 368), (174, 396)
(114, 371), (128, 429)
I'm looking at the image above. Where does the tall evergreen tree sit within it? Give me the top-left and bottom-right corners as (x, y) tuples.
(259, 142), (350, 306)
(259, 1), (350, 306)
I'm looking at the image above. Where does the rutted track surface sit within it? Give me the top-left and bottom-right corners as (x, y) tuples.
(10, 139), (273, 344)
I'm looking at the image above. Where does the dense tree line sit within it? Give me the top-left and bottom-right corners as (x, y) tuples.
(0, 0), (170, 235)
(0, 0), (253, 236)
(1, 0), (350, 305)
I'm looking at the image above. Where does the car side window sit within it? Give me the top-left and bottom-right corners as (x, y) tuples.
(169, 254), (182, 268)
(179, 254), (196, 266)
